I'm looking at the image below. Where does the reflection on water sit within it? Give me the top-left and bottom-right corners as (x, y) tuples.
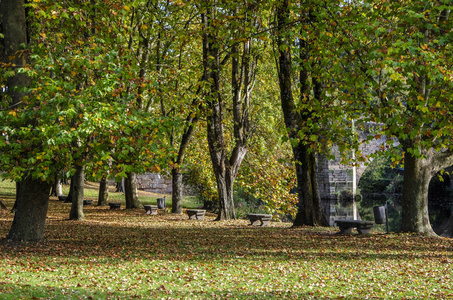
(359, 194), (401, 233)
(358, 194), (453, 234)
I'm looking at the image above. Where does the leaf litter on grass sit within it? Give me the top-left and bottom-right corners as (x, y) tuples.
(0, 196), (453, 299)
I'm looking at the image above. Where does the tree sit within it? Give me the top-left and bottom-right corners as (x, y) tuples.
(275, 0), (331, 226)
(134, 1), (202, 214)
(335, 0), (453, 235)
(200, 1), (263, 220)
(1, 0), (53, 241)
(1, 0), (175, 239)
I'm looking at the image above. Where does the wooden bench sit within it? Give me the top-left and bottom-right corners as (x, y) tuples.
(247, 214), (272, 227)
(335, 220), (374, 234)
(108, 203), (121, 210)
(186, 209), (206, 220)
(144, 205), (158, 215)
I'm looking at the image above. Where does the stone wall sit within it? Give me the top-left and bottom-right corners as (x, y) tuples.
(136, 173), (172, 194)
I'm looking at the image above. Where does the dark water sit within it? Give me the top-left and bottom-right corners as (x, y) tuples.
(359, 194), (453, 234)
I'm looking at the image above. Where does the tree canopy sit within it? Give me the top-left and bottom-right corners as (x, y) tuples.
(1, 0), (453, 240)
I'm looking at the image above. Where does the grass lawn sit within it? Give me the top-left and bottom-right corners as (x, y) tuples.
(1, 181), (453, 299)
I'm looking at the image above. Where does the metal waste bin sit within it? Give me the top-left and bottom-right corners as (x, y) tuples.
(157, 197), (166, 209)
(373, 206), (386, 224)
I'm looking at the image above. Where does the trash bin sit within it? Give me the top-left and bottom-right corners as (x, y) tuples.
(157, 197), (166, 209)
(373, 206), (386, 224)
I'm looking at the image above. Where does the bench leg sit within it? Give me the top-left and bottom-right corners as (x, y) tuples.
(250, 219), (260, 225)
(357, 227), (371, 234)
(338, 226), (353, 234)
(260, 220), (270, 227)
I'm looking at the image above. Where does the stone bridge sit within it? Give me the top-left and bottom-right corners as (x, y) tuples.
(317, 124), (396, 198)
(316, 126), (399, 224)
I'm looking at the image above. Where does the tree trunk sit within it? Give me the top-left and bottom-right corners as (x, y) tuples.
(171, 169), (183, 214)
(3, 0), (54, 241)
(115, 179), (124, 193)
(400, 149), (453, 236)
(7, 176), (52, 241)
(201, 7), (254, 221)
(55, 178), (63, 197)
(400, 150), (436, 235)
(276, 0), (328, 227)
(97, 177), (109, 206)
(1, 0), (30, 105)
(51, 172), (63, 196)
(171, 113), (198, 214)
(215, 169), (236, 220)
(69, 164), (85, 221)
(124, 172), (142, 209)
(293, 146), (328, 226)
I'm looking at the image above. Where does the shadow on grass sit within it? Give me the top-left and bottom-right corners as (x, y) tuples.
(0, 282), (346, 300)
(1, 213), (452, 264)
(0, 197), (452, 263)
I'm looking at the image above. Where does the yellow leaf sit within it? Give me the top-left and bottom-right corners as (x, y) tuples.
(124, 5), (130, 11)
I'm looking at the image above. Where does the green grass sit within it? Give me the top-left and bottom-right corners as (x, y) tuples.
(1, 181), (453, 299)
(58, 180), (201, 209)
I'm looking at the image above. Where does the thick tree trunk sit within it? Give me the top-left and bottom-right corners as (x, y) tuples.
(400, 150), (436, 235)
(7, 176), (52, 241)
(215, 169), (236, 220)
(401, 149), (453, 236)
(171, 169), (183, 214)
(125, 172), (142, 209)
(1, 0), (30, 105)
(276, 0), (327, 227)
(293, 146), (328, 226)
(69, 165), (85, 221)
(3, 0), (54, 241)
(97, 177), (109, 206)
